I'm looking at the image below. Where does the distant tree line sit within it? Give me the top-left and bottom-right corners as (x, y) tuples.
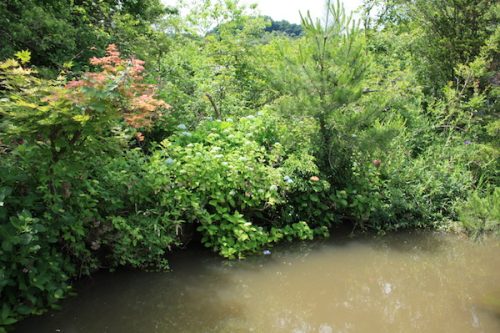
(263, 16), (303, 37)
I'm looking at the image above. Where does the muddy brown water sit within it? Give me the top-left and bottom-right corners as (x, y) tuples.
(14, 231), (500, 333)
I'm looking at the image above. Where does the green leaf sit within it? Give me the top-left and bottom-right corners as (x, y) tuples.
(14, 50), (31, 64)
(73, 114), (90, 123)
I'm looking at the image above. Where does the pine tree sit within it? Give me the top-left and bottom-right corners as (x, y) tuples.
(276, 0), (369, 182)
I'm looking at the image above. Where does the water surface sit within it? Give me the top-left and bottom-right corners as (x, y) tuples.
(15, 231), (500, 333)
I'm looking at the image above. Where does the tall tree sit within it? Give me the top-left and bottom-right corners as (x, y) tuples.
(275, 0), (368, 182)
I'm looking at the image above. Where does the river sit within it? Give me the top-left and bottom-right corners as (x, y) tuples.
(15, 231), (500, 332)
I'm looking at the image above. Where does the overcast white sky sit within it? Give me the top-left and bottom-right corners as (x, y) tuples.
(163, 0), (364, 24)
(239, 0), (363, 23)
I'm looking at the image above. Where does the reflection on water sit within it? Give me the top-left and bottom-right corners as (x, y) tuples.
(15, 231), (500, 333)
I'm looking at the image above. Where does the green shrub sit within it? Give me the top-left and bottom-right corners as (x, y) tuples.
(0, 210), (74, 329)
(328, 129), (478, 232)
(459, 187), (500, 238)
(91, 149), (180, 270)
(279, 153), (335, 231)
(147, 113), (328, 258)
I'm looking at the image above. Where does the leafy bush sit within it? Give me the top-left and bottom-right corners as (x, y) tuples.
(75, 149), (180, 271)
(147, 113), (327, 258)
(333, 136), (477, 232)
(279, 153), (335, 231)
(459, 187), (500, 239)
(0, 210), (74, 329)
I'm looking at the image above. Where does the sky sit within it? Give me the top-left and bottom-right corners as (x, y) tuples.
(238, 0), (363, 23)
(163, 0), (364, 24)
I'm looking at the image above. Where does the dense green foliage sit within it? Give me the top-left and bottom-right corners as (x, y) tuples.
(0, 0), (172, 73)
(0, 0), (498, 330)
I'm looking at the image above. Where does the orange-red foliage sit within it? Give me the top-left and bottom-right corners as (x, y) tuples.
(64, 44), (170, 128)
